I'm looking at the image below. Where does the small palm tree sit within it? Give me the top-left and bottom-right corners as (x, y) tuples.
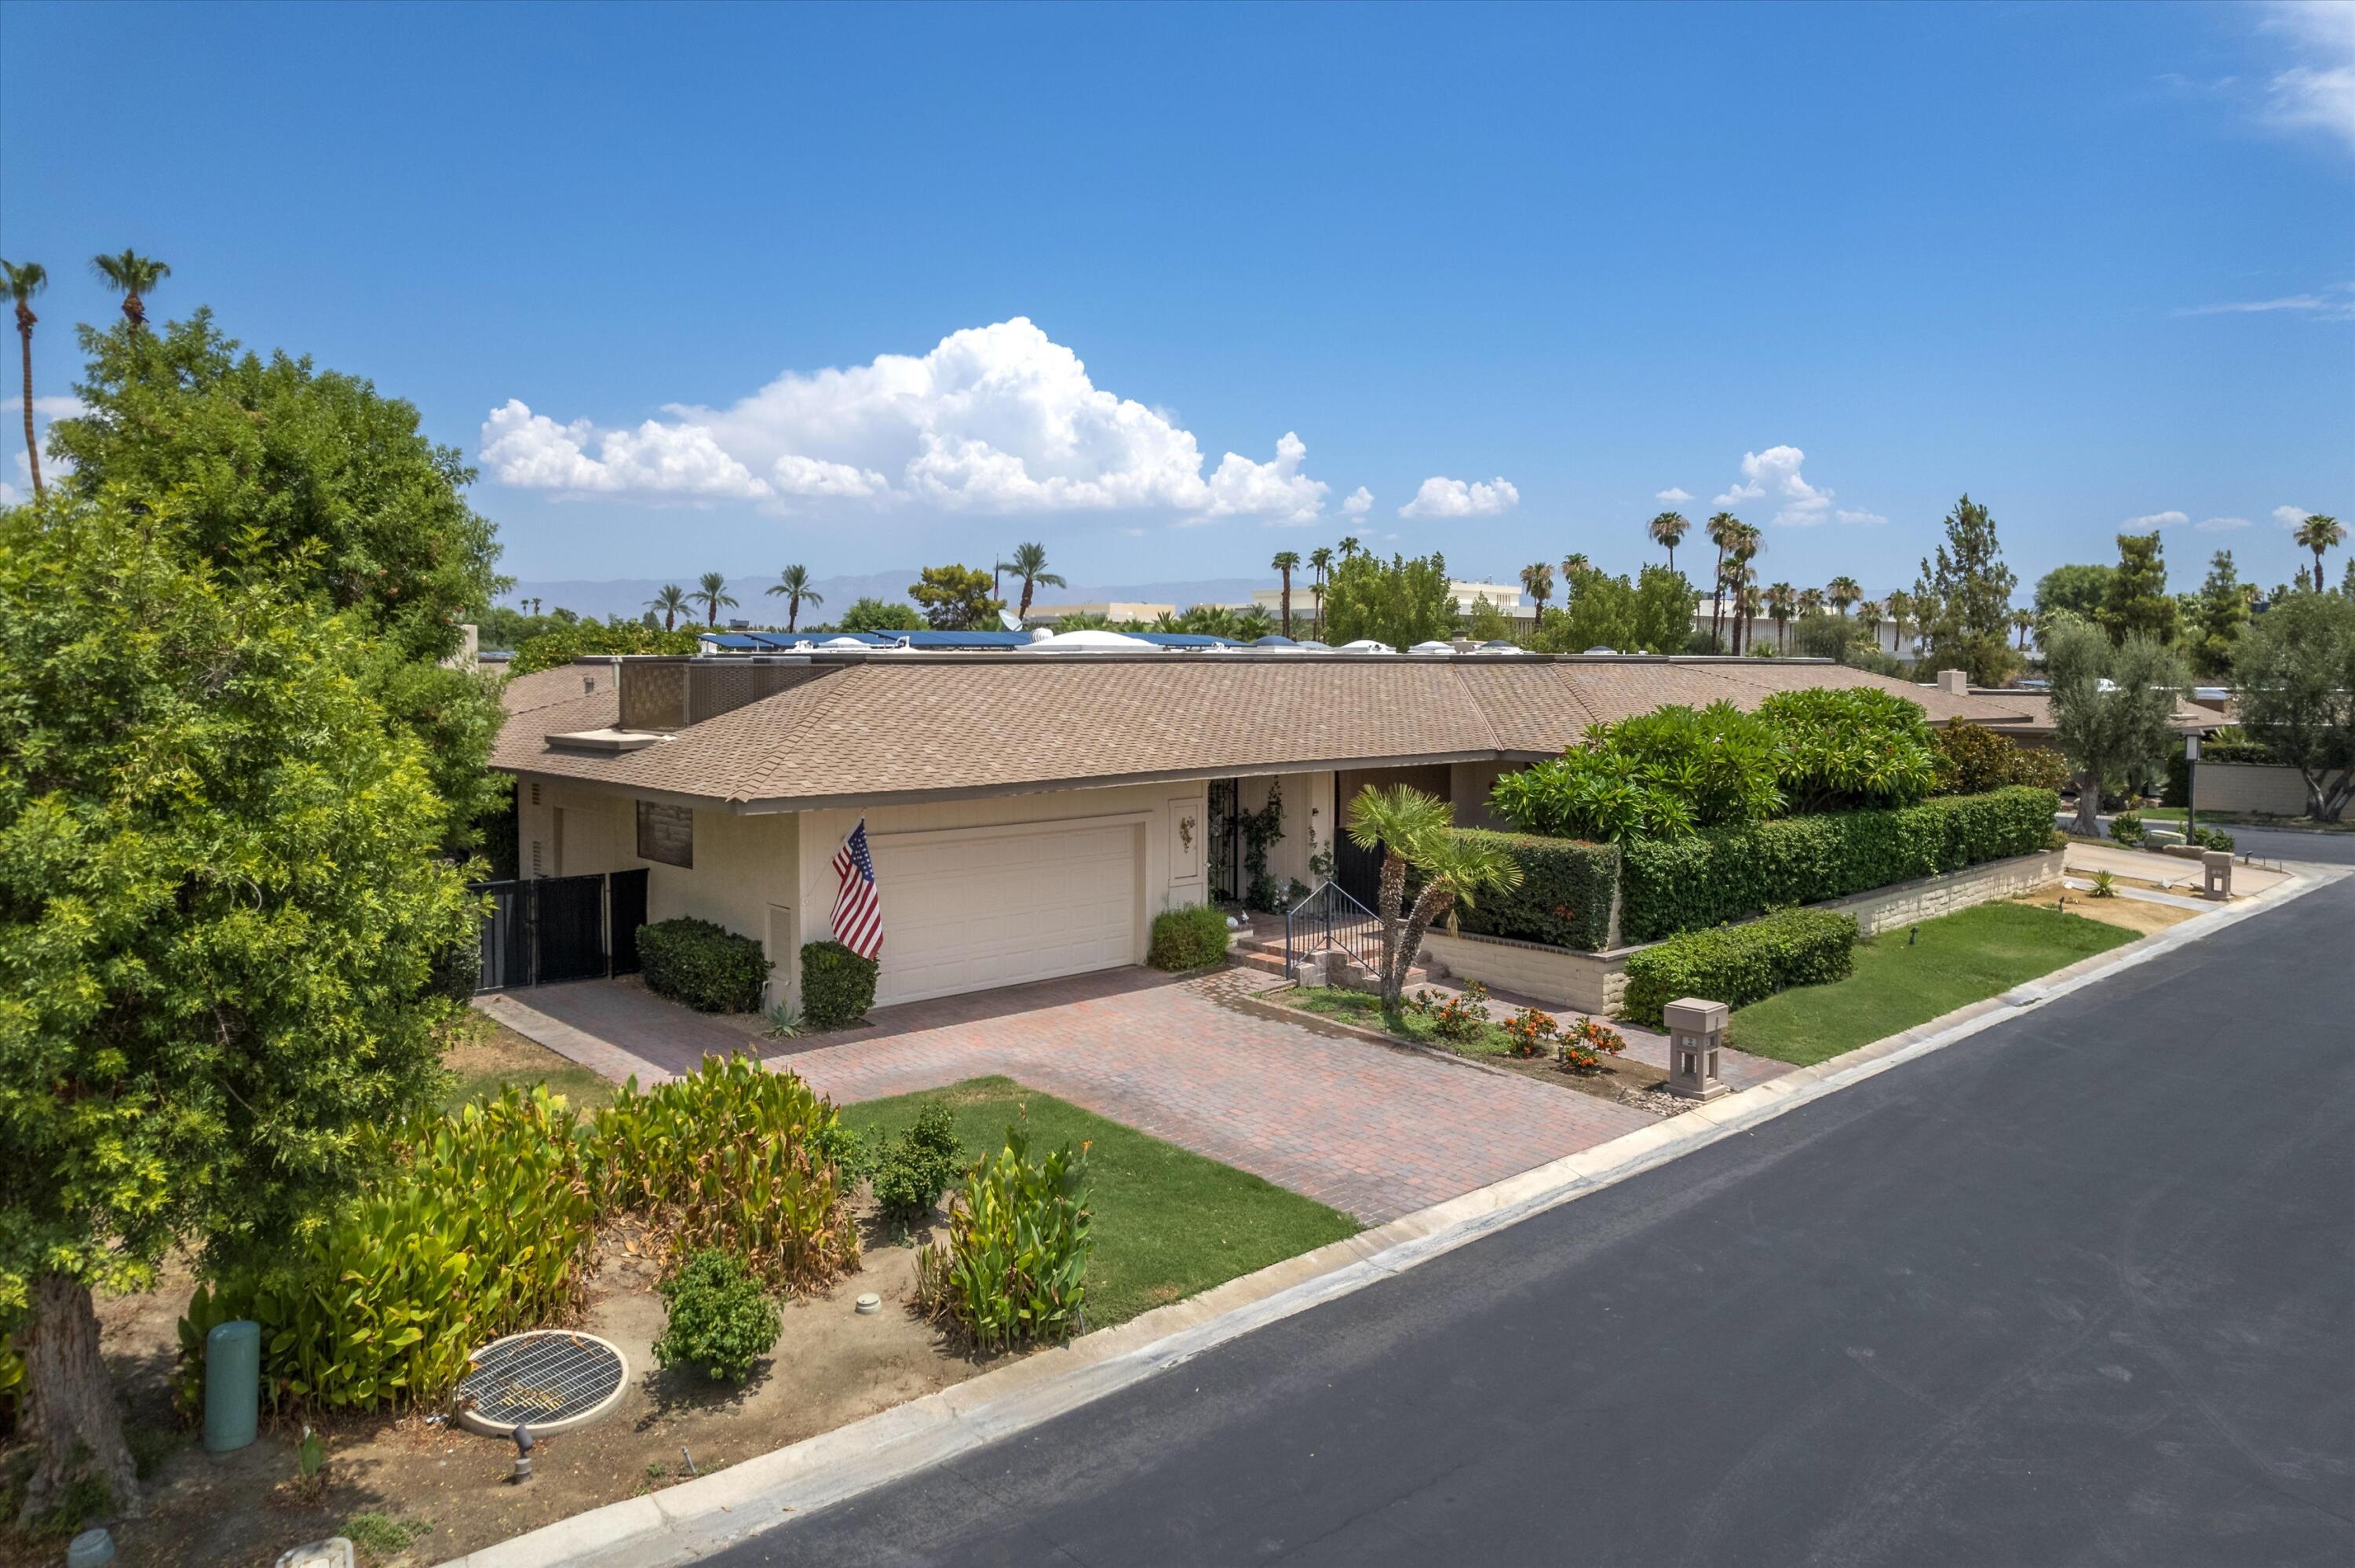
(645, 584), (689, 631)
(692, 571), (738, 627)
(2295, 513), (2344, 593)
(2, 258), (46, 498)
(1647, 510), (1689, 574)
(2011, 606), (2036, 650)
(1798, 585), (1825, 618)
(765, 564), (823, 630)
(1766, 582), (1795, 652)
(995, 541), (1066, 621)
(1271, 549), (1301, 637)
(89, 250), (170, 328)
(1345, 785), (1521, 1016)
(1827, 575), (1861, 617)
(1704, 512), (1744, 649)
(1520, 561), (1554, 626)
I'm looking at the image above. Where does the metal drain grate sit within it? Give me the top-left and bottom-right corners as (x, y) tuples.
(455, 1331), (628, 1435)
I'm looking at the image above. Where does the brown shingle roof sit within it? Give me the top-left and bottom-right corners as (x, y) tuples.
(491, 654), (2046, 809)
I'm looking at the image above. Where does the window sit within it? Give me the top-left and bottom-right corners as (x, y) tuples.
(636, 800), (694, 868)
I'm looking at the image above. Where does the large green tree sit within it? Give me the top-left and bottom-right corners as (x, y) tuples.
(836, 596), (926, 633)
(1323, 551), (1457, 647)
(2099, 531), (2176, 644)
(50, 311), (505, 836)
(2187, 549), (2250, 680)
(2044, 618), (2189, 833)
(2034, 562), (2115, 624)
(908, 563), (1003, 629)
(1, 496), (478, 1515)
(1915, 494), (2018, 686)
(2232, 592), (2355, 821)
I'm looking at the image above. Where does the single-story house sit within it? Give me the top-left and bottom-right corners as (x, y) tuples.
(491, 649), (2038, 1014)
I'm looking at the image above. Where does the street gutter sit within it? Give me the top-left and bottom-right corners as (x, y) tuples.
(437, 861), (2345, 1568)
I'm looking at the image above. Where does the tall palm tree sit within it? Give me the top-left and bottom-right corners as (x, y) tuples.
(1703, 512), (1743, 649)
(1858, 597), (1885, 651)
(2011, 607), (2036, 651)
(1882, 589), (1911, 655)
(1345, 784), (1521, 1016)
(1733, 577), (1763, 655)
(1647, 510), (1689, 575)
(645, 584), (689, 631)
(89, 250), (170, 328)
(1270, 549), (1302, 637)
(1827, 575), (1862, 617)
(1798, 585), (1825, 618)
(1727, 524), (1762, 652)
(1308, 545), (1334, 637)
(765, 564), (823, 630)
(1520, 561), (1554, 627)
(2, 258), (45, 498)
(2295, 513), (2345, 593)
(1338, 535), (1362, 561)
(996, 541), (1066, 620)
(692, 571), (738, 627)
(1766, 582), (1795, 652)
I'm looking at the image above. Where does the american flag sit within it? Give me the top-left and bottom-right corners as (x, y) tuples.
(831, 820), (884, 960)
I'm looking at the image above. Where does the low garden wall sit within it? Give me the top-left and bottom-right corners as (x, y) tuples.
(2189, 761), (2314, 819)
(1415, 845), (2065, 1016)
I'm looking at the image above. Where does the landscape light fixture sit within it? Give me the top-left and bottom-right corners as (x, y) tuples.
(510, 1423), (533, 1483)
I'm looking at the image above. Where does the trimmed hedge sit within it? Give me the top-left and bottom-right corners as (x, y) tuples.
(1621, 907), (1859, 1027)
(801, 939), (879, 1026)
(1617, 786), (2058, 944)
(640, 916), (772, 1012)
(1445, 831), (1619, 952)
(1148, 903), (1231, 971)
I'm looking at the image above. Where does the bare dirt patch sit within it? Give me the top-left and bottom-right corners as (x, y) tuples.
(2025, 891), (2197, 938)
(18, 1207), (989, 1568)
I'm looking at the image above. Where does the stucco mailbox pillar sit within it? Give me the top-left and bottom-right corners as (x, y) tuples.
(2203, 850), (2233, 900)
(1661, 997), (1730, 1102)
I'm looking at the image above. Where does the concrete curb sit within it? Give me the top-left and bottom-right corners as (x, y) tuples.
(439, 863), (2342, 1568)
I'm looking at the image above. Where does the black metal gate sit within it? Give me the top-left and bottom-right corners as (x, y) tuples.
(1207, 778), (1243, 904)
(469, 870), (648, 992)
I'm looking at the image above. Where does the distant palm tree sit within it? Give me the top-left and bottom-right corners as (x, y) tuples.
(1338, 535), (1362, 561)
(2295, 513), (2344, 593)
(1727, 525), (1762, 652)
(2011, 606), (2036, 651)
(1798, 585), (1825, 618)
(1647, 510), (1689, 575)
(1734, 576), (1763, 655)
(692, 571), (738, 627)
(1520, 561), (1554, 627)
(89, 250), (170, 328)
(1827, 575), (1862, 617)
(1308, 545), (1334, 637)
(1704, 512), (1743, 650)
(2, 258), (45, 498)
(765, 563), (823, 630)
(645, 584), (689, 631)
(1858, 597), (1885, 650)
(1766, 582), (1795, 652)
(1272, 549), (1301, 636)
(997, 541), (1067, 620)
(1882, 589), (1912, 655)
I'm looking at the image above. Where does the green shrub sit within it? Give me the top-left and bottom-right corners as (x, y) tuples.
(2109, 810), (2144, 846)
(1616, 787), (2057, 943)
(1491, 700), (1782, 841)
(871, 1105), (969, 1226)
(654, 1251), (780, 1384)
(506, 620), (701, 675)
(640, 916), (772, 1012)
(1148, 903), (1231, 970)
(1755, 687), (1941, 812)
(1936, 721), (2070, 795)
(1444, 832), (1619, 950)
(916, 1129), (1092, 1351)
(1621, 908), (1859, 1026)
(800, 939), (879, 1026)
(2189, 825), (2236, 851)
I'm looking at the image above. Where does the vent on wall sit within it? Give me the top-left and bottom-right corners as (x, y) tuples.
(531, 782), (542, 806)
(530, 840), (542, 877)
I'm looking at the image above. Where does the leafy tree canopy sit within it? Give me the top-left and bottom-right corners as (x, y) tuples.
(2231, 591), (2355, 821)
(1321, 550), (1455, 647)
(1531, 564), (1695, 655)
(508, 618), (703, 674)
(835, 596), (927, 633)
(0, 495), (478, 1507)
(2187, 549), (2250, 681)
(2044, 618), (2189, 833)
(2099, 531), (2176, 645)
(907, 564), (1004, 630)
(2035, 562), (2115, 623)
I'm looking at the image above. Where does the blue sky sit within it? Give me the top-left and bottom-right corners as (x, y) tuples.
(4, 0), (2350, 601)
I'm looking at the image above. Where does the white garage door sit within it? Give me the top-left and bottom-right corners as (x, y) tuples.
(869, 820), (1142, 1006)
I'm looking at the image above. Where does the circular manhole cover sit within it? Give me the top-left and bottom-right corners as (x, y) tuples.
(455, 1330), (630, 1436)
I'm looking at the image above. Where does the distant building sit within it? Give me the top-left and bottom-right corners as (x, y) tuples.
(1021, 600), (1178, 626)
(1247, 580), (1527, 621)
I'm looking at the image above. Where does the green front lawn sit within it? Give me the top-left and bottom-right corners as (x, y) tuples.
(838, 1078), (1360, 1329)
(2139, 806), (2351, 833)
(440, 1019), (618, 1113)
(1726, 902), (2136, 1067)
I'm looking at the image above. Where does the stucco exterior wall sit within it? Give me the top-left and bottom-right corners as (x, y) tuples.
(2191, 762), (2317, 818)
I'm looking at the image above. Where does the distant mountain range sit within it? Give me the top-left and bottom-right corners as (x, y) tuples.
(497, 571), (1275, 624)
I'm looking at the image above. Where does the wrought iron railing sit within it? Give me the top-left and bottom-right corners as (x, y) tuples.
(1284, 879), (1384, 980)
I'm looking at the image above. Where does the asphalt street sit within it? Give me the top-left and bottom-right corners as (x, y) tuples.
(715, 874), (2355, 1567)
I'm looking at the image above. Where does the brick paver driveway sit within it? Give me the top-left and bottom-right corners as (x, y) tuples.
(495, 968), (1679, 1224)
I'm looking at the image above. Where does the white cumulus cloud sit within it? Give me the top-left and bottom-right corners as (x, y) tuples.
(2197, 516), (2252, 531)
(2258, 1), (2355, 151)
(482, 317), (1331, 524)
(1709, 444), (1869, 526)
(2124, 510), (2192, 529)
(1341, 486), (1374, 517)
(2275, 503), (2317, 527)
(1398, 476), (1519, 520)
(1655, 487), (1693, 504)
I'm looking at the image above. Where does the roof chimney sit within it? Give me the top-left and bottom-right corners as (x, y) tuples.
(1935, 667), (1970, 696)
(615, 655), (825, 731)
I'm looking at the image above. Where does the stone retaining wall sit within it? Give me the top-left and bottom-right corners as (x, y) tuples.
(1416, 847), (2067, 1016)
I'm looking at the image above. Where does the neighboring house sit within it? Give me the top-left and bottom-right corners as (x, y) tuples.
(1921, 671), (2220, 750)
(491, 650), (2034, 1015)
